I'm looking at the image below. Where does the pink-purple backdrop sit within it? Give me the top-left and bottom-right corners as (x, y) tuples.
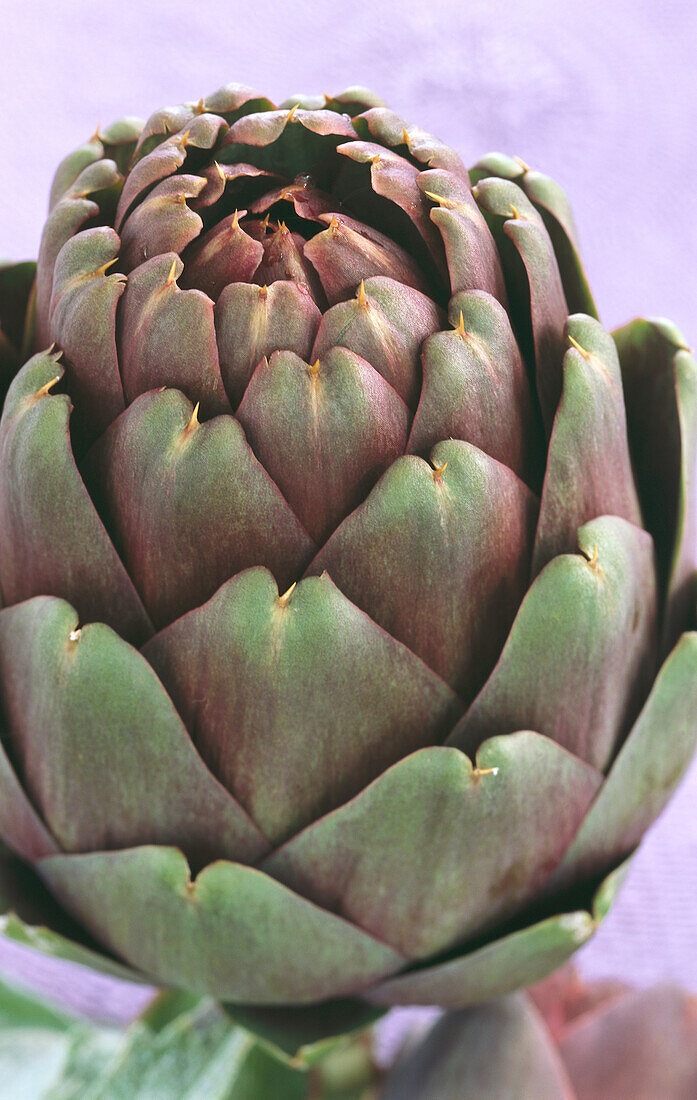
(0, 0), (696, 1020)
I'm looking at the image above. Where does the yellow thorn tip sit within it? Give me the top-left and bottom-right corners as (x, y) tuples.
(432, 460), (448, 481)
(34, 376), (61, 400)
(96, 256), (119, 278)
(423, 190), (464, 212)
(568, 334), (592, 360)
(278, 581), (297, 606)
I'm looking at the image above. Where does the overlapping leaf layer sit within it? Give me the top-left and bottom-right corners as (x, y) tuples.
(0, 84), (696, 1043)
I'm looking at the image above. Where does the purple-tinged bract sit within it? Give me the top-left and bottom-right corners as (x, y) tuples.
(384, 966), (697, 1099)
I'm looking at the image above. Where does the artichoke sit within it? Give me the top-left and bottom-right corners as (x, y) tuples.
(0, 82), (696, 1048)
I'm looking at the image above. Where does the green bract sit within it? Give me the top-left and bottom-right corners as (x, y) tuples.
(0, 83), (696, 1051)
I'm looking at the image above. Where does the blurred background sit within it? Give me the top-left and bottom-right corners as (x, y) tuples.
(0, 0), (695, 1020)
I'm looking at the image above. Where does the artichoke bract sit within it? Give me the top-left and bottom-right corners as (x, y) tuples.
(0, 83), (696, 1045)
(384, 966), (697, 1099)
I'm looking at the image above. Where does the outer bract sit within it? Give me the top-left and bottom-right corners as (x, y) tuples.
(383, 966), (697, 1099)
(0, 84), (696, 1052)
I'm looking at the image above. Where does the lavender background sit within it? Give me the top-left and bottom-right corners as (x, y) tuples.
(0, 0), (696, 1021)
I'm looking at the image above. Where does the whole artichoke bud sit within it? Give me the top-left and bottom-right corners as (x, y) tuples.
(0, 83), (696, 1050)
